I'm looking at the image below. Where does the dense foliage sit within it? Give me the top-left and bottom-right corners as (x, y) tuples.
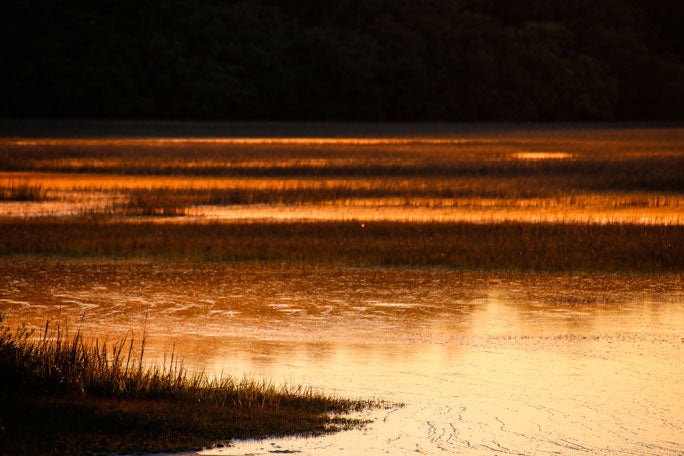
(2, 0), (683, 120)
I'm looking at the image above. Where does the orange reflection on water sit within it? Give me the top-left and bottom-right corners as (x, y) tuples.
(1, 259), (682, 455)
(514, 151), (573, 160)
(7, 137), (483, 146)
(191, 202), (684, 225)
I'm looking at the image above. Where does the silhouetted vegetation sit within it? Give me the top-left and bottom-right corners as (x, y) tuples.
(2, 0), (683, 120)
(0, 181), (46, 201)
(0, 315), (371, 455)
(1, 218), (682, 272)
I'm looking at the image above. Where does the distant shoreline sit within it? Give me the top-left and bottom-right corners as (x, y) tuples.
(1, 119), (681, 139)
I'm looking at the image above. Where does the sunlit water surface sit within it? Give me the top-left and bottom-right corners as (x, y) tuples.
(1, 259), (682, 455)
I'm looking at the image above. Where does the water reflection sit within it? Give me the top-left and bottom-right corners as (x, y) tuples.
(6, 137), (484, 146)
(2, 260), (682, 342)
(1, 259), (682, 455)
(514, 151), (572, 160)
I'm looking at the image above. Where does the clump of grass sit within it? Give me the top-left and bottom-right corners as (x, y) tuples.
(122, 189), (189, 216)
(0, 314), (373, 456)
(0, 317), (358, 407)
(0, 180), (47, 201)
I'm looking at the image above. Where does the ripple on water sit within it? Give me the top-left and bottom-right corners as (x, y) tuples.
(0, 259), (682, 455)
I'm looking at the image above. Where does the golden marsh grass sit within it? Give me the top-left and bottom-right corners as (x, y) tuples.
(1, 218), (682, 272)
(1, 130), (683, 193)
(1, 127), (682, 223)
(1, 127), (683, 265)
(0, 180), (47, 201)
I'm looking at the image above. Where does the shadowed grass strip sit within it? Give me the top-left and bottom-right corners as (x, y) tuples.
(123, 188), (190, 216)
(0, 218), (682, 272)
(0, 315), (373, 456)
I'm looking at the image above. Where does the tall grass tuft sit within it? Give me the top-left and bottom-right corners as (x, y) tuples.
(0, 314), (362, 410)
(0, 180), (47, 201)
(0, 314), (375, 455)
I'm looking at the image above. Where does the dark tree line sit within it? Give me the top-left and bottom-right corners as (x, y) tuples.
(2, 0), (683, 120)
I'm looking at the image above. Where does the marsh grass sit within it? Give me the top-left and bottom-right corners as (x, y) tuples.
(115, 184), (682, 210)
(2, 134), (684, 194)
(0, 180), (47, 201)
(1, 218), (682, 272)
(106, 180), (683, 219)
(0, 314), (371, 456)
(122, 188), (190, 216)
(3, 131), (683, 217)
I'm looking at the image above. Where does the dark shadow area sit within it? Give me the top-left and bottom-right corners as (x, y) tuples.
(2, 1), (683, 121)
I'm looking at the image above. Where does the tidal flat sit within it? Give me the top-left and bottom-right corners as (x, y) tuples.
(0, 123), (683, 455)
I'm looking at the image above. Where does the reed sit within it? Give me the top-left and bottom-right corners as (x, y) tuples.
(0, 180), (47, 201)
(0, 314), (370, 455)
(1, 218), (682, 272)
(111, 184), (681, 209)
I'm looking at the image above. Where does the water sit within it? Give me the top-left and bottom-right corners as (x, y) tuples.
(1, 258), (682, 455)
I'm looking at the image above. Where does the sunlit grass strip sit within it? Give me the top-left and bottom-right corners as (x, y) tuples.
(1, 139), (683, 193)
(3, 157), (684, 192)
(0, 180), (47, 201)
(0, 315), (372, 455)
(1, 218), (682, 272)
(116, 185), (684, 208)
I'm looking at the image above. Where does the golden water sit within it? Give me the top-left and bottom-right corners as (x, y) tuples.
(1, 259), (682, 455)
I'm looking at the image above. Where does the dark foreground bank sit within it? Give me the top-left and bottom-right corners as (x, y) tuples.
(0, 316), (371, 456)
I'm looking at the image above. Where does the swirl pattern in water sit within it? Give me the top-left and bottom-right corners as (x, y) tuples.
(1, 259), (682, 455)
